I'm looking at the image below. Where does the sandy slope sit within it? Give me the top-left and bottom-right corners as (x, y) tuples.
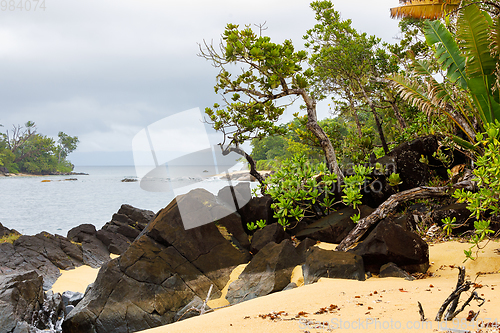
(53, 241), (500, 333)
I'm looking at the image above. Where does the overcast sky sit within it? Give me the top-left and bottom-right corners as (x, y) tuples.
(0, 0), (402, 166)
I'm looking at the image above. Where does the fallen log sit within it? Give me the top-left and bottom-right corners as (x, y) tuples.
(336, 179), (476, 252)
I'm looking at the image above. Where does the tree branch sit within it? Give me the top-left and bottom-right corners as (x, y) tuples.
(336, 180), (476, 251)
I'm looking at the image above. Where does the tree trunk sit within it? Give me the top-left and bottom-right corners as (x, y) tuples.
(358, 83), (390, 154)
(349, 97), (363, 138)
(336, 179), (476, 251)
(220, 145), (265, 186)
(389, 100), (407, 130)
(300, 89), (344, 182)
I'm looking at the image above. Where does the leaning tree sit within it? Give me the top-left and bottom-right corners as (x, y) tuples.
(199, 24), (344, 183)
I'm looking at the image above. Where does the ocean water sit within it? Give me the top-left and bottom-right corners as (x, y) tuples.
(0, 165), (253, 237)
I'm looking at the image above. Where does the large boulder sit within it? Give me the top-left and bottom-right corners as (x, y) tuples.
(350, 219), (429, 274)
(295, 206), (374, 243)
(361, 136), (452, 207)
(63, 188), (251, 333)
(67, 225), (111, 268)
(100, 204), (155, 244)
(226, 239), (302, 304)
(238, 195), (277, 232)
(250, 223), (290, 254)
(302, 247), (365, 284)
(0, 271), (44, 333)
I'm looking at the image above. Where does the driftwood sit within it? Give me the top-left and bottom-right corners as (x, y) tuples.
(335, 180), (476, 252)
(417, 266), (485, 322)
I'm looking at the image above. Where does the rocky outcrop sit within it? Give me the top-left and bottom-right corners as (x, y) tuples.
(350, 219), (429, 274)
(238, 195), (277, 232)
(0, 271), (44, 333)
(67, 225), (111, 268)
(94, 204), (156, 255)
(100, 204), (155, 242)
(361, 135), (464, 208)
(295, 206), (374, 243)
(0, 232), (92, 290)
(63, 188), (251, 333)
(250, 223), (290, 254)
(302, 247), (365, 284)
(226, 239), (302, 304)
(0, 222), (20, 238)
(0, 270), (64, 333)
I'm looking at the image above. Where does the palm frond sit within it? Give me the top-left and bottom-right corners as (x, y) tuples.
(412, 60), (453, 107)
(388, 74), (439, 115)
(390, 0), (460, 19)
(458, 4), (496, 79)
(424, 20), (468, 89)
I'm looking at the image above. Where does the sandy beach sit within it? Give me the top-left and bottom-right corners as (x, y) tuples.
(54, 241), (500, 333)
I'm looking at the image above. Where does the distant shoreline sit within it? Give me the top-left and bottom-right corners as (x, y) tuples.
(0, 171), (89, 178)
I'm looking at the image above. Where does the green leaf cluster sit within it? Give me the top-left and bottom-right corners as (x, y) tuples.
(260, 154), (371, 229)
(453, 121), (500, 260)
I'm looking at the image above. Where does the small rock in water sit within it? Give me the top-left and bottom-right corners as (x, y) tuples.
(121, 178), (138, 182)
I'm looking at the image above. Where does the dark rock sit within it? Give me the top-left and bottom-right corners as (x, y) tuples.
(361, 136), (444, 208)
(0, 271), (44, 333)
(67, 224), (97, 240)
(67, 225), (110, 268)
(0, 232), (86, 290)
(250, 223), (290, 254)
(302, 247), (365, 284)
(100, 204), (156, 244)
(238, 195), (277, 232)
(379, 262), (415, 281)
(295, 238), (317, 262)
(350, 219), (429, 274)
(295, 206), (374, 243)
(32, 290), (65, 331)
(431, 203), (475, 234)
(63, 188), (251, 333)
(226, 239), (301, 304)
(65, 305), (75, 315)
(62, 291), (84, 308)
(217, 182), (252, 212)
(96, 229), (131, 255)
(0, 222), (20, 238)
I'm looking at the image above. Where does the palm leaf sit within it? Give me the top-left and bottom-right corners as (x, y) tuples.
(458, 4), (495, 79)
(388, 74), (439, 115)
(458, 4), (500, 124)
(490, 16), (500, 57)
(390, 1), (460, 19)
(424, 20), (468, 89)
(489, 16), (500, 103)
(413, 60), (453, 107)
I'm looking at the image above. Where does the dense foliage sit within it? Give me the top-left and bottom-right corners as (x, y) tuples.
(0, 122), (79, 174)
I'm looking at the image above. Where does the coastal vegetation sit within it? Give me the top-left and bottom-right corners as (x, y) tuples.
(202, 0), (500, 260)
(0, 121), (79, 174)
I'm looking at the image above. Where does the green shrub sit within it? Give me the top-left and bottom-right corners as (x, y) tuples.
(259, 154), (372, 228)
(453, 121), (500, 260)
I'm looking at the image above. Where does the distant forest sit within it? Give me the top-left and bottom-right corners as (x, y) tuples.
(0, 121), (79, 174)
